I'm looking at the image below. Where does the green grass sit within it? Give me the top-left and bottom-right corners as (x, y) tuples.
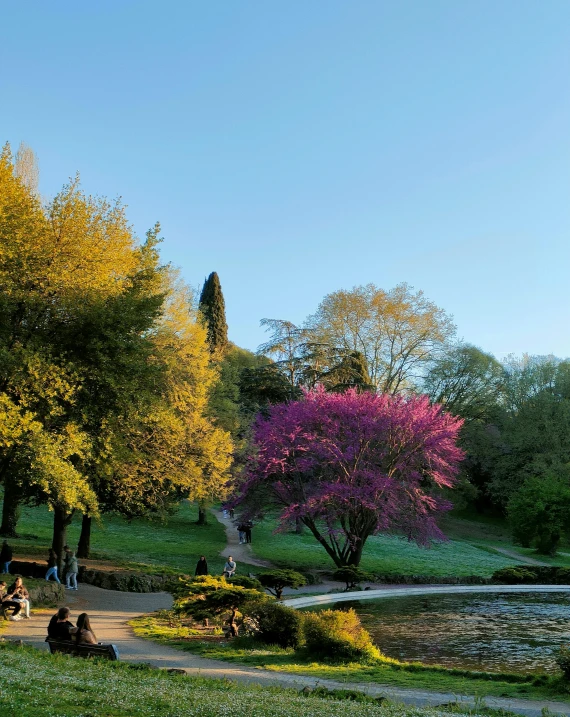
(249, 517), (523, 578)
(131, 613), (570, 704)
(0, 642), (510, 717)
(4, 501), (229, 575)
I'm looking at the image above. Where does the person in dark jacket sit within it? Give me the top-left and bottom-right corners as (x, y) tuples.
(195, 556), (208, 576)
(0, 580), (22, 620)
(0, 541), (12, 574)
(47, 607), (75, 640)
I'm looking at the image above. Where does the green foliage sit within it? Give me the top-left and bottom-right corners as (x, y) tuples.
(303, 608), (381, 662)
(248, 600), (304, 649)
(555, 645), (570, 680)
(332, 566), (376, 590)
(174, 575), (267, 622)
(489, 357), (570, 508)
(199, 271), (228, 355)
(508, 471), (570, 555)
(257, 569), (307, 599)
(491, 567), (538, 584)
(491, 565), (570, 584)
(228, 574), (263, 590)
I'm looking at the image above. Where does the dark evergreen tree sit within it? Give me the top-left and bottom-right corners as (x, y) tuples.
(199, 272), (228, 354)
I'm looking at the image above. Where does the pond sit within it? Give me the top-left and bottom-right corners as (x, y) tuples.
(329, 592), (570, 673)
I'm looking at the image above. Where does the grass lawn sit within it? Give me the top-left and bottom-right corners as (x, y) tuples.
(3, 500), (229, 576)
(0, 642), (506, 717)
(249, 517), (522, 578)
(131, 613), (570, 704)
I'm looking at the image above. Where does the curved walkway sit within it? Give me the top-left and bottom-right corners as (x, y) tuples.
(283, 583), (570, 608)
(3, 583), (570, 717)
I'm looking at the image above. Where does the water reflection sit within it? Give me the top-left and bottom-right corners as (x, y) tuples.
(335, 593), (570, 673)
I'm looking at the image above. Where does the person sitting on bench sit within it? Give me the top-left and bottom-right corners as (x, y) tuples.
(47, 606), (75, 640)
(74, 613), (97, 645)
(0, 580), (22, 621)
(7, 577), (30, 618)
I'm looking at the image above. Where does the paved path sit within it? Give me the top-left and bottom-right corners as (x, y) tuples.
(283, 583), (570, 608)
(4, 583), (570, 717)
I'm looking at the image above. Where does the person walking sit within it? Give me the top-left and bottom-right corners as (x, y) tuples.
(65, 551), (79, 590)
(195, 556), (208, 576)
(237, 523), (246, 545)
(45, 549), (60, 583)
(62, 545), (73, 584)
(0, 540), (12, 574)
(245, 521), (253, 544)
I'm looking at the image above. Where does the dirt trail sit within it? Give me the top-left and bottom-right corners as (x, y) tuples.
(490, 546), (550, 566)
(216, 509), (273, 568)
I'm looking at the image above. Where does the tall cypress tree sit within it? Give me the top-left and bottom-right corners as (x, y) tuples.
(199, 271), (228, 354)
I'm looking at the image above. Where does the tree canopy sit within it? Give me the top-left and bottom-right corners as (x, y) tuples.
(0, 145), (232, 556)
(237, 387), (464, 566)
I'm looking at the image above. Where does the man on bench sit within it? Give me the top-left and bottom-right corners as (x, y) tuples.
(47, 606), (75, 640)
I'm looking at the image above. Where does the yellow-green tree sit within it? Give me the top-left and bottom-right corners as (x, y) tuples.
(0, 145), (232, 559)
(306, 283), (456, 394)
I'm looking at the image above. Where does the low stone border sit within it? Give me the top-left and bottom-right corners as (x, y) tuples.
(283, 583), (570, 609)
(5, 560), (171, 593)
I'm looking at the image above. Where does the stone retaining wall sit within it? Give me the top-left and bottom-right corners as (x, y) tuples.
(5, 560), (171, 594)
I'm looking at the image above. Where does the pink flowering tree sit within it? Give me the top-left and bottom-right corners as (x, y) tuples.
(237, 387), (464, 567)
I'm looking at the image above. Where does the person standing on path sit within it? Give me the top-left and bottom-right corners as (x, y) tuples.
(0, 540), (12, 574)
(195, 556), (208, 576)
(237, 523), (246, 545)
(45, 549), (60, 583)
(66, 551), (79, 590)
(62, 545), (73, 584)
(245, 521), (252, 544)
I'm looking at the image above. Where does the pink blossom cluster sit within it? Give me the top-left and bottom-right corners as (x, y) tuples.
(239, 387), (464, 564)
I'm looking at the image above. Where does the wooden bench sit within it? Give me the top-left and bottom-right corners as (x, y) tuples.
(45, 637), (119, 660)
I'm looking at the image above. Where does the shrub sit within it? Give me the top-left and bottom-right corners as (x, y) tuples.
(302, 608), (381, 662)
(332, 566), (375, 590)
(248, 601), (304, 649)
(257, 569), (307, 599)
(491, 567), (538, 584)
(556, 645), (570, 679)
(227, 575), (263, 591)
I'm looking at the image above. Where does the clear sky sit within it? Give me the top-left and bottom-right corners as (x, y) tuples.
(2, 1), (569, 359)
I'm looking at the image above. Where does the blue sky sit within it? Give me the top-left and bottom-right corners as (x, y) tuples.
(2, 1), (569, 359)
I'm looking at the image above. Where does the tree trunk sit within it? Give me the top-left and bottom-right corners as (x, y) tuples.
(295, 517), (304, 534)
(77, 514), (92, 558)
(0, 475), (21, 537)
(52, 507), (74, 571)
(197, 505), (208, 525)
(347, 538), (366, 567)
